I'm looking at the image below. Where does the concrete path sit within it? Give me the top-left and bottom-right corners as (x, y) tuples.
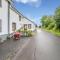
(13, 29), (60, 60)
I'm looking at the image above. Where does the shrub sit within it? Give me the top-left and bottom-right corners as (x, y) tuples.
(47, 23), (55, 30)
(17, 29), (33, 37)
(27, 30), (32, 37)
(16, 29), (21, 32)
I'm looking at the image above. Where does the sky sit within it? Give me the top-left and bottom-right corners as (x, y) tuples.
(13, 0), (60, 25)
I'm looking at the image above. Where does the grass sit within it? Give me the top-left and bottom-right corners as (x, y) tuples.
(50, 30), (60, 36)
(42, 28), (60, 37)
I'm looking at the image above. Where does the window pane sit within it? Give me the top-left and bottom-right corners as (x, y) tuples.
(0, 0), (2, 7)
(19, 16), (21, 21)
(24, 24), (27, 29)
(28, 24), (31, 29)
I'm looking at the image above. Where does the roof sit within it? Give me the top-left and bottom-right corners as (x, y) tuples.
(8, 0), (37, 26)
(6, 0), (14, 3)
(23, 17), (37, 26)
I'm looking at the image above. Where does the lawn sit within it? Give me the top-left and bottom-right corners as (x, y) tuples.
(42, 28), (60, 37)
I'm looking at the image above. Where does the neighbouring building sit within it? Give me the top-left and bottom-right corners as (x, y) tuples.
(9, 6), (22, 34)
(21, 17), (37, 31)
(0, 0), (37, 43)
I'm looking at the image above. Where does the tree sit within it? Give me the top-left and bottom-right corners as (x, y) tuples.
(41, 16), (53, 28)
(41, 16), (47, 27)
(54, 7), (60, 29)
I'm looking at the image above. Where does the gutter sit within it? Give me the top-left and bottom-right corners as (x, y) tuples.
(8, 1), (10, 35)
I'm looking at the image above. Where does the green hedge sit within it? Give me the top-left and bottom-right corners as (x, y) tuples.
(17, 29), (33, 37)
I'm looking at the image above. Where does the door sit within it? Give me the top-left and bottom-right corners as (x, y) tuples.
(12, 23), (16, 31)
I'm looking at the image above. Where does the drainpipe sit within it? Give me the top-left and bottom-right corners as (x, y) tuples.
(8, 1), (10, 36)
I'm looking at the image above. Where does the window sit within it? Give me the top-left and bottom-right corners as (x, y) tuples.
(24, 24), (27, 29)
(19, 16), (21, 21)
(12, 23), (16, 31)
(0, 0), (2, 7)
(0, 20), (2, 32)
(28, 24), (31, 29)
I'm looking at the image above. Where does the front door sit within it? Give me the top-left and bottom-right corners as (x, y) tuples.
(12, 23), (16, 31)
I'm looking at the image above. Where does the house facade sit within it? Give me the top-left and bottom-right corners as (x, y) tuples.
(0, 0), (36, 43)
(9, 6), (22, 33)
(0, 0), (9, 42)
(21, 17), (36, 31)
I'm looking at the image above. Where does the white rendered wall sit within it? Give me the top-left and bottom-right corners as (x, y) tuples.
(21, 17), (36, 31)
(10, 8), (21, 33)
(0, 0), (8, 35)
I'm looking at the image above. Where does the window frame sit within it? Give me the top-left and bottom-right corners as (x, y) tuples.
(0, 0), (2, 7)
(24, 24), (27, 29)
(28, 24), (31, 29)
(19, 16), (21, 21)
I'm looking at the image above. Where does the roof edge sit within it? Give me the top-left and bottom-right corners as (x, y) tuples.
(7, 0), (37, 26)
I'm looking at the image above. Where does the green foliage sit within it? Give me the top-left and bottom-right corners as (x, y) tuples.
(41, 6), (60, 30)
(16, 29), (21, 32)
(40, 6), (60, 36)
(17, 29), (33, 37)
(26, 30), (33, 37)
(39, 25), (41, 28)
(54, 7), (60, 29)
(41, 16), (53, 28)
(47, 22), (55, 30)
(23, 30), (33, 37)
(41, 16), (47, 27)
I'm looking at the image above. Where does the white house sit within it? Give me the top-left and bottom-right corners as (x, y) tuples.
(9, 6), (37, 31)
(0, 0), (10, 42)
(21, 16), (37, 31)
(0, 0), (37, 43)
(9, 6), (22, 33)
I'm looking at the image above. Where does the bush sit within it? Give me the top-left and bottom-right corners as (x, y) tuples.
(16, 29), (21, 32)
(23, 30), (32, 37)
(47, 23), (55, 30)
(27, 30), (32, 37)
(39, 26), (41, 28)
(17, 29), (33, 37)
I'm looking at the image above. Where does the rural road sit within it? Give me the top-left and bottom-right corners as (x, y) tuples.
(13, 29), (60, 60)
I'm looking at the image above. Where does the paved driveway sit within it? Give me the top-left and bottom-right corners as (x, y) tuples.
(13, 29), (60, 60)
